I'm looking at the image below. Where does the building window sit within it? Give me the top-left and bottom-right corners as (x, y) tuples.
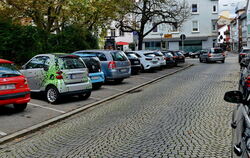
(111, 29), (116, 37)
(212, 20), (217, 32)
(192, 21), (199, 32)
(153, 23), (158, 32)
(192, 4), (198, 13)
(212, 5), (217, 13)
(119, 29), (124, 36)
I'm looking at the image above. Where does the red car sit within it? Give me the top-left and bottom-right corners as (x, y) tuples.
(0, 59), (30, 111)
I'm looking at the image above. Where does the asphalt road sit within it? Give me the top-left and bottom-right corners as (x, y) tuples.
(0, 54), (239, 157)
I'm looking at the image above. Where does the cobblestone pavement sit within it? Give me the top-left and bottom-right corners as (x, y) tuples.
(0, 54), (239, 158)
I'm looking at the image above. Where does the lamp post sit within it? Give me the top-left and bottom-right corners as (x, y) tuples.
(160, 33), (163, 50)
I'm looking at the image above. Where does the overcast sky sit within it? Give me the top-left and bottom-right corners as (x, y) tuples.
(219, 0), (245, 13)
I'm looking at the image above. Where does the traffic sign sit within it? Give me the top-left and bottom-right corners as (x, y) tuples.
(180, 34), (186, 40)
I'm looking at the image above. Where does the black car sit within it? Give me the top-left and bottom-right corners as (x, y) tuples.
(164, 50), (179, 65)
(176, 51), (185, 63)
(125, 52), (141, 74)
(162, 52), (176, 67)
(224, 91), (250, 158)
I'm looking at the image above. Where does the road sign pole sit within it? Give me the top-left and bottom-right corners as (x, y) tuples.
(182, 39), (184, 51)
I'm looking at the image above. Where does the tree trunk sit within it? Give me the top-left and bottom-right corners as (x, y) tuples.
(138, 35), (144, 50)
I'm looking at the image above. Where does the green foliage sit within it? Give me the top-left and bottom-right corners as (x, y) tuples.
(0, 19), (98, 64)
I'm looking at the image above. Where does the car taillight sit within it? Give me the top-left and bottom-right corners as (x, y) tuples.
(56, 71), (63, 79)
(208, 53), (212, 57)
(173, 56), (178, 59)
(108, 61), (116, 69)
(145, 58), (152, 61)
(246, 76), (250, 87)
(240, 53), (247, 56)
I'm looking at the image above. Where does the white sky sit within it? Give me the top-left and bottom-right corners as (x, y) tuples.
(219, 0), (245, 13)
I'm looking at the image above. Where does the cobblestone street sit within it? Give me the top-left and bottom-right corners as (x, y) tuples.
(0, 54), (239, 157)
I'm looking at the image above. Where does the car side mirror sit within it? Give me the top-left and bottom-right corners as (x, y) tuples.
(43, 65), (49, 71)
(224, 91), (243, 104)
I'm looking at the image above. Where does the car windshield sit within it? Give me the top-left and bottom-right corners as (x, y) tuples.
(59, 57), (86, 69)
(126, 53), (138, 58)
(0, 63), (21, 78)
(154, 52), (164, 56)
(166, 53), (173, 57)
(242, 49), (250, 53)
(81, 57), (101, 73)
(144, 53), (155, 57)
(111, 52), (127, 61)
(211, 48), (223, 54)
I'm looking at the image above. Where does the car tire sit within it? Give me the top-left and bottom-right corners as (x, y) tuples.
(199, 58), (202, 63)
(222, 60), (225, 63)
(140, 64), (145, 72)
(93, 83), (102, 90)
(79, 91), (91, 100)
(46, 86), (60, 104)
(13, 103), (27, 112)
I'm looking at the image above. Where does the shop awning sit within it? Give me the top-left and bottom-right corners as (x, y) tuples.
(116, 41), (129, 45)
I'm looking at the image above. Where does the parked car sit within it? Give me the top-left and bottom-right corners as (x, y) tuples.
(20, 53), (92, 104)
(161, 52), (176, 67)
(0, 59), (30, 111)
(189, 50), (201, 58)
(124, 52), (141, 74)
(153, 51), (166, 68)
(199, 48), (225, 63)
(176, 51), (185, 63)
(75, 54), (105, 89)
(224, 91), (250, 158)
(239, 47), (250, 63)
(73, 50), (131, 83)
(181, 51), (190, 57)
(127, 50), (160, 71)
(163, 50), (179, 65)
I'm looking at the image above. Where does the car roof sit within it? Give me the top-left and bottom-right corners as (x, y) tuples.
(127, 50), (155, 53)
(74, 50), (123, 54)
(74, 54), (97, 57)
(0, 59), (13, 64)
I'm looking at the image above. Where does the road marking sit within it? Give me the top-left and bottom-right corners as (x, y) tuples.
(28, 103), (66, 114)
(0, 131), (7, 136)
(102, 86), (124, 92)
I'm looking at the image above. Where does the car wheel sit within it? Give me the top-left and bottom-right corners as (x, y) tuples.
(140, 64), (145, 72)
(222, 60), (225, 63)
(79, 91), (91, 100)
(93, 83), (102, 90)
(46, 86), (60, 104)
(199, 58), (202, 63)
(13, 103), (27, 112)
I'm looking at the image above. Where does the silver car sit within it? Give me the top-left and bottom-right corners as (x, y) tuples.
(20, 53), (92, 103)
(199, 48), (225, 63)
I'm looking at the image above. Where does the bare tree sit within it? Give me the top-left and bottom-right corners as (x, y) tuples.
(116, 0), (190, 50)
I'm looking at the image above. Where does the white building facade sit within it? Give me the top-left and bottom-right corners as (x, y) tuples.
(143, 0), (219, 52)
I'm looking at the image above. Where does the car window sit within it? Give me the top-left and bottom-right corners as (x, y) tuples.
(81, 57), (101, 73)
(211, 48), (223, 54)
(59, 57), (86, 69)
(25, 56), (50, 69)
(154, 52), (164, 56)
(0, 63), (21, 78)
(111, 52), (127, 61)
(96, 53), (107, 61)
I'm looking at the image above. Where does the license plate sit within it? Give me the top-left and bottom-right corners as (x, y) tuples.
(91, 76), (100, 80)
(134, 61), (139, 64)
(0, 84), (15, 90)
(152, 61), (157, 64)
(120, 69), (127, 72)
(70, 74), (82, 79)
